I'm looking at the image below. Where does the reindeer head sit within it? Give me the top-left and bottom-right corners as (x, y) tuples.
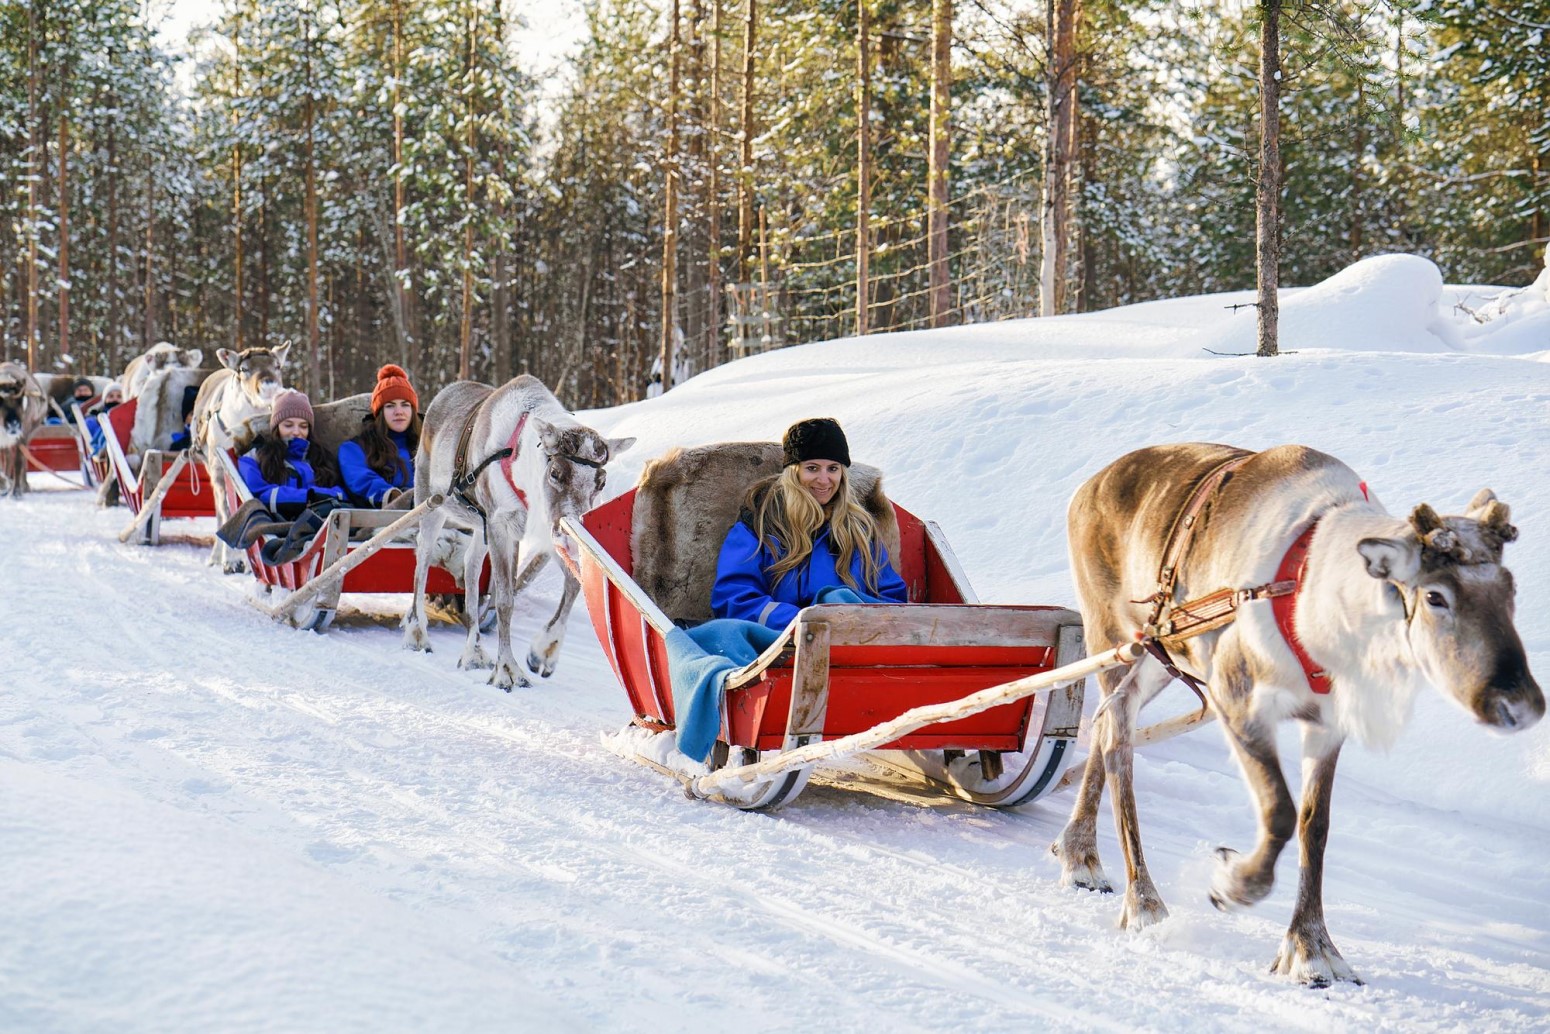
(216, 343), (289, 406)
(0, 363), (43, 443)
(532, 417), (635, 534)
(1356, 489), (1542, 732)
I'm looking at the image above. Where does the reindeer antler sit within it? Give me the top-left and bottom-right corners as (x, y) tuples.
(1411, 503), (1470, 562)
(1477, 499), (1518, 545)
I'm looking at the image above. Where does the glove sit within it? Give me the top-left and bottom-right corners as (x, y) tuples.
(383, 487), (408, 507)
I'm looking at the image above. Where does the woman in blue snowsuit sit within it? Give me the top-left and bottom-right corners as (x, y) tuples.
(237, 390), (345, 519)
(711, 417), (907, 630)
(336, 364), (419, 507)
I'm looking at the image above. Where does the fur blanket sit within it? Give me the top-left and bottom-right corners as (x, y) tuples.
(630, 441), (900, 624)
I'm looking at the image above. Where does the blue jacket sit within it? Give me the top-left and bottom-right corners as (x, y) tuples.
(337, 432), (413, 507)
(711, 518), (908, 630)
(238, 436), (345, 511)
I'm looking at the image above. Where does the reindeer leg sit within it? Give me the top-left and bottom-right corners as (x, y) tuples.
(1271, 730), (1358, 987)
(486, 518), (531, 691)
(455, 522), (494, 671)
(1051, 660), (1127, 893)
(528, 559), (578, 679)
(402, 507), (446, 653)
(1208, 707), (1296, 914)
(1100, 658), (1174, 930)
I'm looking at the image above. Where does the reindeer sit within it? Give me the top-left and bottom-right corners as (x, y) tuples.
(402, 375), (634, 690)
(123, 341), (203, 401)
(0, 363), (47, 498)
(1052, 443), (1542, 987)
(191, 343), (290, 572)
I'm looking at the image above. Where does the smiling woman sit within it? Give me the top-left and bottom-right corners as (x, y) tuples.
(710, 417), (908, 630)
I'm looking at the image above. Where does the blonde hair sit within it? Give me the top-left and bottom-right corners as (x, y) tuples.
(745, 465), (885, 594)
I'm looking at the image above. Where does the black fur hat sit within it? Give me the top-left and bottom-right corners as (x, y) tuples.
(782, 417), (850, 467)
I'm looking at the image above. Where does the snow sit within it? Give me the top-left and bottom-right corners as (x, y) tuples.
(4, 253), (1548, 1031)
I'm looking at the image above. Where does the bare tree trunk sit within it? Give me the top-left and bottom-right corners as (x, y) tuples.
(391, 0), (411, 365)
(737, 0), (756, 283)
(659, 0), (682, 393)
(706, 0), (723, 369)
(143, 173), (156, 347)
(26, 0), (39, 369)
(1256, 0), (1282, 358)
(231, 11), (244, 351)
(927, 0), (951, 327)
(304, 16), (321, 394)
(855, 0), (871, 337)
(459, 4), (479, 381)
(1040, 0), (1076, 317)
(105, 111), (122, 373)
(57, 98), (70, 365)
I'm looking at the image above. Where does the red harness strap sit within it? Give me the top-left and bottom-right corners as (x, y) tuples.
(1269, 481), (1368, 696)
(496, 411), (530, 510)
(1270, 521), (1331, 695)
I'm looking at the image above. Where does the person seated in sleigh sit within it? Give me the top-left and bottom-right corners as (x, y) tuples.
(336, 364), (419, 509)
(710, 417), (908, 630)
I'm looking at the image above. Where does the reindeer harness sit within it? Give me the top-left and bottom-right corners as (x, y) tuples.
(448, 403), (608, 535)
(1137, 453), (1367, 700)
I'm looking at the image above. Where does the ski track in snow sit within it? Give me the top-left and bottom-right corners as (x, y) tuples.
(5, 263), (1550, 1031)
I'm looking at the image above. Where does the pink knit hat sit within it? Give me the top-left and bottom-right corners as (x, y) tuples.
(269, 390), (314, 431)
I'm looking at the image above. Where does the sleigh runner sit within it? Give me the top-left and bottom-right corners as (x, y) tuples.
(558, 442), (1140, 810)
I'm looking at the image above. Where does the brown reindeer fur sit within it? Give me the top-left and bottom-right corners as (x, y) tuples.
(630, 441), (900, 624)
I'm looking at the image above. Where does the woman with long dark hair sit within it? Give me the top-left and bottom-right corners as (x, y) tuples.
(338, 364), (420, 507)
(710, 417), (908, 629)
(236, 390), (345, 519)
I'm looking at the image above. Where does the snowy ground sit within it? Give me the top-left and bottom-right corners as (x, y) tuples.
(3, 254), (1548, 1032)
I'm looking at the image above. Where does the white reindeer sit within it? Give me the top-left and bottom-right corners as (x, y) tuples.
(0, 363), (47, 498)
(123, 341), (202, 401)
(402, 375), (634, 690)
(1052, 443), (1542, 986)
(191, 343), (290, 572)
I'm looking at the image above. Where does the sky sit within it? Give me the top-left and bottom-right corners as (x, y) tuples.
(150, 0), (590, 84)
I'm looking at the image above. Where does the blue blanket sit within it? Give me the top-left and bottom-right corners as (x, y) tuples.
(666, 588), (886, 762)
(667, 619), (783, 763)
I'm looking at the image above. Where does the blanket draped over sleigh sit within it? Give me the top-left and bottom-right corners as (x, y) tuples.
(666, 589), (887, 762)
(666, 619), (782, 763)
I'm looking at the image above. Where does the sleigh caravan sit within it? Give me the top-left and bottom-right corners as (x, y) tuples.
(559, 442), (1141, 810)
(213, 449), (490, 633)
(99, 397), (218, 544)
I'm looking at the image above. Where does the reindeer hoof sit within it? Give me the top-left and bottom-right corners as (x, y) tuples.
(1050, 837), (1113, 893)
(490, 662), (531, 691)
(1271, 931), (1361, 987)
(222, 559), (247, 575)
(1210, 845), (1276, 911)
(1119, 887), (1169, 931)
(457, 647), (494, 671)
(526, 649), (557, 678)
(402, 629), (432, 654)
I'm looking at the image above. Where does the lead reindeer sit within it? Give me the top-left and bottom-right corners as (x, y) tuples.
(1053, 443), (1542, 986)
(190, 343), (290, 572)
(0, 362), (47, 498)
(402, 375), (634, 690)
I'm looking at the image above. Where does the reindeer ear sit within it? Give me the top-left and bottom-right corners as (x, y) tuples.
(1409, 503), (1443, 535)
(532, 417), (561, 450)
(1478, 499), (1518, 545)
(216, 348), (239, 370)
(1357, 537), (1420, 582)
(184, 349), (203, 368)
(606, 436), (636, 459)
(271, 342), (292, 366)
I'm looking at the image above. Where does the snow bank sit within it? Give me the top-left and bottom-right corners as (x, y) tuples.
(1194, 254), (1465, 355)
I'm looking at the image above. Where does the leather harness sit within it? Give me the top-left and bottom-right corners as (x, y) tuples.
(1136, 453), (1363, 703)
(446, 403), (607, 535)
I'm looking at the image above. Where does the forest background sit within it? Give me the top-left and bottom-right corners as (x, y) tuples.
(0, 0), (1544, 408)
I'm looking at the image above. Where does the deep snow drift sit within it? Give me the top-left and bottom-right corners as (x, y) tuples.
(3, 254), (1547, 1032)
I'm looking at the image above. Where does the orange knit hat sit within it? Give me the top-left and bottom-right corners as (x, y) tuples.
(371, 364), (418, 414)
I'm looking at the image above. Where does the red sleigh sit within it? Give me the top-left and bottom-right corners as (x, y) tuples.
(558, 443), (1134, 811)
